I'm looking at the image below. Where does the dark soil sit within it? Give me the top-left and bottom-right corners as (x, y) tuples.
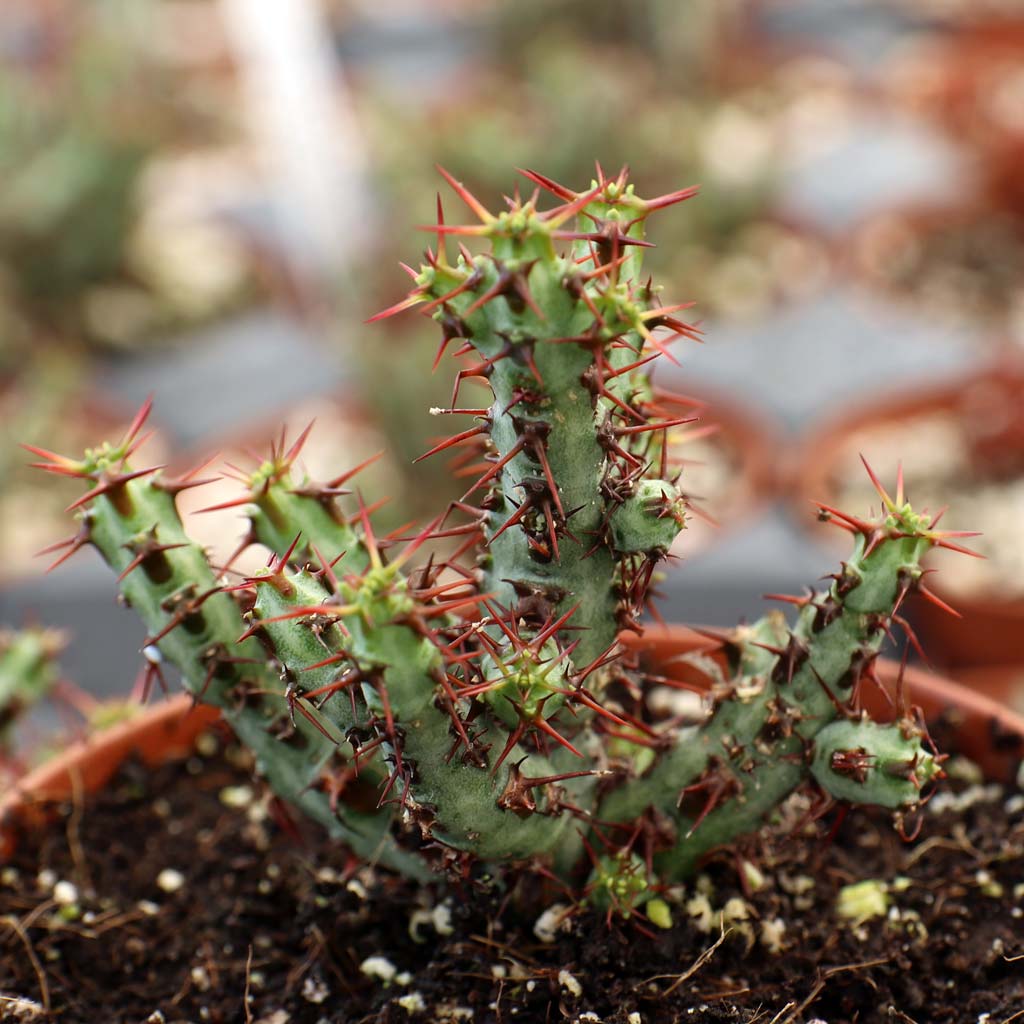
(1, 726), (1022, 1024)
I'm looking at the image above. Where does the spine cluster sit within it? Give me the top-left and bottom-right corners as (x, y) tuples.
(26, 170), (972, 916)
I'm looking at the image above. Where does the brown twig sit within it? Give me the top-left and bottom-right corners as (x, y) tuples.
(66, 764), (91, 893)
(645, 921), (731, 995)
(1, 913), (51, 1010)
(244, 944), (254, 1024)
(781, 957), (891, 1022)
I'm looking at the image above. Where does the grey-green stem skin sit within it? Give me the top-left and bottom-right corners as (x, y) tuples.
(40, 172), (953, 911)
(599, 530), (942, 881)
(75, 466), (428, 880)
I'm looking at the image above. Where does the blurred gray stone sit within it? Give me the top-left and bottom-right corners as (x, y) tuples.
(669, 285), (975, 432)
(94, 310), (345, 449)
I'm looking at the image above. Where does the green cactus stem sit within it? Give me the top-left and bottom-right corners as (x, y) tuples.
(242, 506), (587, 862)
(598, 463), (963, 881)
(27, 171), (975, 914)
(376, 167), (697, 670)
(25, 408), (427, 879)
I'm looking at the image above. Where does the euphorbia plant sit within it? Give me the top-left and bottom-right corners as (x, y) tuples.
(26, 168), (972, 919)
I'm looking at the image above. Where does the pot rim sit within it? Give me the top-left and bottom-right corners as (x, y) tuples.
(4, 628), (1021, 844)
(1, 695), (219, 855)
(627, 625), (1024, 784)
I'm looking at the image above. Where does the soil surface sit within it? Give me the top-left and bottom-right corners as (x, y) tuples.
(1, 725), (1022, 1024)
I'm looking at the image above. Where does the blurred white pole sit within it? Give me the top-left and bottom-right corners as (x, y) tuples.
(218, 0), (371, 280)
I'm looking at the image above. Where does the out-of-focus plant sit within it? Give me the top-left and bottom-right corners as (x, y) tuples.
(358, 28), (835, 325)
(850, 202), (1024, 344)
(0, 626), (66, 760)
(0, 0), (255, 359)
(0, 0), (258, 580)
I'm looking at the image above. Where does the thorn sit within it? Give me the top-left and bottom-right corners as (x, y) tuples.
(365, 293), (425, 324)
(641, 184), (700, 212)
(272, 533), (304, 574)
(567, 688), (629, 727)
(491, 719), (527, 777)
(461, 438), (525, 501)
(117, 542), (188, 582)
(21, 444), (91, 479)
(813, 501), (873, 534)
(916, 582), (961, 618)
(614, 416), (695, 437)
(283, 421), (316, 467)
(542, 182), (605, 229)
(435, 191), (449, 264)
(155, 454), (221, 496)
(436, 165), (495, 223)
(516, 167), (575, 201)
(37, 526), (92, 572)
(894, 613), (930, 666)
(328, 451), (386, 489)
(930, 536), (984, 558)
(859, 454), (895, 511)
(414, 424), (489, 464)
(532, 714), (583, 758)
(533, 603), (581, 648)
(603, 352), (660, 380)
(195, 494), (256, 514)
(118, 395), (154, 447)
(66, 466), (165, 512)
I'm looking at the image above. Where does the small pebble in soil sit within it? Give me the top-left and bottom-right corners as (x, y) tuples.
(360, 955), (397, 984)
(396, 991), (426, 1014)
(533, 901), (572, 943)
(155, 867), (185, 893)
(0, 995), (48, 1020)
(52, 880), (78, 906)
(558, 969), (583, 997)
(219, 784), (254, 808)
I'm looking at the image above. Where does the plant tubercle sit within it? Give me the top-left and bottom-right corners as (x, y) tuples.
(23, 167), (974, 921)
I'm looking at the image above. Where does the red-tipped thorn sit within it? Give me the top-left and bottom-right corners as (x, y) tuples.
(436, 165), (494, 223)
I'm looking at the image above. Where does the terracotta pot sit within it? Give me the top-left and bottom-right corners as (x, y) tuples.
(0, 696), (219, 858)
(791, 363), (1024, 676)
(954, 664), (1024, 720)
(886, 21), (1024, 156)
(625, 625), (1024, 785)
(3, 631), (1022, 864)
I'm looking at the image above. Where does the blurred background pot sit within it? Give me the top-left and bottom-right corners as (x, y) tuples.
(6, 628), (1023, 864)
(845, 201), (1024, 347)
(885, 17), (1024, 158)
(664, 384), (783, 560)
